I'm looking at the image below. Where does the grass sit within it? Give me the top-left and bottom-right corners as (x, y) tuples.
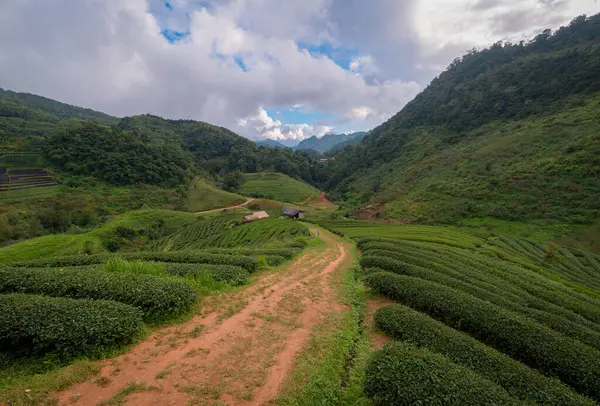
(275, 263), (370, 405)
(0, 185), (61, 202)
(0, 358), (101, 406)
(97, 381), (158, 406)
(0, 233), (104, 262)
(0, 209), (198, 262)
(186, 178), (246, 212)
(239, 172), (319, 203)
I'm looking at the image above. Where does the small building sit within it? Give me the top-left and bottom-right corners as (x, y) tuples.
(319, 158), (329, 163)
(282, 208), (305, 219)
(243, 211), (270, 223)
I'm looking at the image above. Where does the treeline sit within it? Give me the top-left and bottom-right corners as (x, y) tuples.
(43, 121), (192, 186)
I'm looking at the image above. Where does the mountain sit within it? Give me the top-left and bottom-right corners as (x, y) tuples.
(256, 139), (288, 148)
(0, 88), (118, 138)
(0, 93), (328, 187)
(325, 132), (367, 155)
(295, 132), (366, 154)
(327, 13), (600, 224)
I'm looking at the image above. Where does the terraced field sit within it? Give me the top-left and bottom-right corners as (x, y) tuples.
(323, 220), (600, 404)
(0, 167), (58, 201)
(240, 172), (320, 202)
(162, 214), (310, 251)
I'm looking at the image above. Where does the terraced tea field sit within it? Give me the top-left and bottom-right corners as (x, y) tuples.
(332, 220), (600, 405)
(239, 172), (320, 202)
(0, 167), (59, 201)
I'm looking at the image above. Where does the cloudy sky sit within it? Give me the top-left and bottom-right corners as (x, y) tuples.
(0, 0), (597, 143)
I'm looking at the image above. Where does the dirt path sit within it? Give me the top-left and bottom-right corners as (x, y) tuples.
(195, 198), (255, 214)
(55, 229), (354, 406)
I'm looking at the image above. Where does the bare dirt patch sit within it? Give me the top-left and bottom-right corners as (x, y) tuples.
(55, 230), (351, 406)
(365, 296), (395, 350)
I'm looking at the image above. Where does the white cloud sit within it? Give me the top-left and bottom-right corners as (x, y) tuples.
(349, 55), (380, 77)
(239, 108), (333, 141)
(0, 0), (595, 140)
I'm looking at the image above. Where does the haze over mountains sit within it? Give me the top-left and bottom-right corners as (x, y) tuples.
(256, 131), (367, 154)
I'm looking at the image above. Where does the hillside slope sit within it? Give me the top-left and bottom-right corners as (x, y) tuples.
(327, 14), (600, 224)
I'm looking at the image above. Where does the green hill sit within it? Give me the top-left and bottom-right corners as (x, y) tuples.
(186, 178), (246, 212)
(0, 88), (118, 138)
(240, 172), (320, 202)
(327, 14), (600, 225)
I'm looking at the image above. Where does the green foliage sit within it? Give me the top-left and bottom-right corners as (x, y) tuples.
(203, 247), (297, 259)
(6, 251), (259, 272)
(186, 178), (245, 212)
(365, 271), (600, 400)
(0, 293), (143, 357)
(164, 215), (310, 251)
(364, 341), (517, 406)
(265, 255), (285, 266)
(240, 172), (319, 202)
(374, 304), (592, 405)
(327, 14), (600, 224)
(162, 263), (249, 286)
(43, 121), (191, 186)
(0, 267), (196, 322)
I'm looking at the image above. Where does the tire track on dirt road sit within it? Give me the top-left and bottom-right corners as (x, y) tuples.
(55, 228), (354, 406)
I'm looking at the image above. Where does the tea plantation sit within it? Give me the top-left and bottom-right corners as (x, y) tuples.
(322, 220), (600, 404)
(0, 213), (310, 365)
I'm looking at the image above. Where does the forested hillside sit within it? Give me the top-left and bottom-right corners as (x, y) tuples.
(0, 88), (118, 138)
(327, 13), (600, 224)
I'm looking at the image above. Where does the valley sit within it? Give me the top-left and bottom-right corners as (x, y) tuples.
(1, 11), (599, 406)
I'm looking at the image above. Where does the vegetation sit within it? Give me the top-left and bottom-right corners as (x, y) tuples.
(0, 267), (197, 322)
(239, 172), (319, 202)
(374, 304), (592, 405)
(186, 178), (245, 212)
(0, 294), (143, 358)
(162, 214), (310, 250)
(327, 14), (600, 224)
(44, 121), (192, 186)
(364, 342), (517, 405)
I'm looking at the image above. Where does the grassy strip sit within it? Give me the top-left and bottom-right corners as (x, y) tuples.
(275, 264), (370, 405)
(0, 359), (101, 406)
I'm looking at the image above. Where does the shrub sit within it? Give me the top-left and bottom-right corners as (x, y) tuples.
(163, 263), (249, 286)
(361, 255), (600, 349)
(365, 272), (600, 401)
(266, 255), (285, 266)
(0, 293), (144, 357)
(0, 267), (196, 322)
(8, 251), (259, 273)
(364, 341), (517, 406)
(203, 248), (297, 259)
(374, 304), (593, 405)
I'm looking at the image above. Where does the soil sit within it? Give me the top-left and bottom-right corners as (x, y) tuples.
(307, 192), (336, 208)
(365, 296), (395, 350)
(54, 229), (352, 406)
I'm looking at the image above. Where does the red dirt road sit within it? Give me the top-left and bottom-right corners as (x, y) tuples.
(55, 229), (352, 406)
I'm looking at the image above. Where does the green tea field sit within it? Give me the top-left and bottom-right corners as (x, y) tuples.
(239, 172), (320, 202)
(315, 220), (600, 404)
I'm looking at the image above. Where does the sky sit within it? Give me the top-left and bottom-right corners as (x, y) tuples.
(0, 0), (597, 143)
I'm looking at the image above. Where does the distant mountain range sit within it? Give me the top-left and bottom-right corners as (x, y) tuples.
(255, 131), (367, 154)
